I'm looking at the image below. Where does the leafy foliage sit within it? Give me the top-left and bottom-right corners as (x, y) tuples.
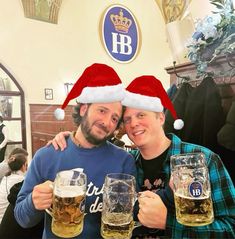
(187, 0), (235, 76)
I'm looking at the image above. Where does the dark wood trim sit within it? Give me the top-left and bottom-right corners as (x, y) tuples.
(165, 54), (235, 86)
(0, 63), (26, 150)
(0, 90), (21, 96)
(0, 63), (24, 92)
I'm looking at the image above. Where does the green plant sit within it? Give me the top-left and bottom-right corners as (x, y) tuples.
(187, 0), (235, 76)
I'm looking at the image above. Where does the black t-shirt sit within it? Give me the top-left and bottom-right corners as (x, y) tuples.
(132, 150), (172, 238)
(140, 150), (168, 192)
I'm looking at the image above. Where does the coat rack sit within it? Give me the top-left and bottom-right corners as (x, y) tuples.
(171, 53), (235, 87)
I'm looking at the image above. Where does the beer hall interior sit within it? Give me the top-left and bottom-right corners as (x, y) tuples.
(0, 0), (234, 219)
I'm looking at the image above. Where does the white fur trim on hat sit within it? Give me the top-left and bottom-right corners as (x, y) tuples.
(122, 90), (164, 112)
(174, 119), (184, 130)
(78, 83), (125, 103)
(54, 108), (65, 120)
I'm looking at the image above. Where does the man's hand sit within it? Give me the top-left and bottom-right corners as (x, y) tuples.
(138, 190), (167, 229)
(32, 180), (53, 210)
(46, 131), (71, 151)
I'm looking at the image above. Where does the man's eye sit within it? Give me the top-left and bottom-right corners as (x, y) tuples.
(123, 118), (130, 124)
(112, 117), (118, 123)
(138, 113), (145, 118)
(98, 109), (105, 113)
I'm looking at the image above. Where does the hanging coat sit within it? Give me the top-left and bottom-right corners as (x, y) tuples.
(164, 82), (193, 139)
(217, 100), (235, 151)
(181, 76), (225, 152)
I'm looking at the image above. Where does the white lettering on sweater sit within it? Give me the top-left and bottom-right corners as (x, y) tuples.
(86, 182), (104, 213)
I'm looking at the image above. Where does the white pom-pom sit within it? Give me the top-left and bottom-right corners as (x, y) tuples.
(174, 119), (184, 130)
(54, 108), (65, 120)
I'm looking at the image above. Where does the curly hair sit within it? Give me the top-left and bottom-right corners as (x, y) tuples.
(72, 103), (124, 129)
(72, 103), (88, 127)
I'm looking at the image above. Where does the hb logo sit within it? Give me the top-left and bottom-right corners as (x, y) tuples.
(101, 5), (140, 63)
(110, 10), (132, 55)
(189, 181), (203, 198)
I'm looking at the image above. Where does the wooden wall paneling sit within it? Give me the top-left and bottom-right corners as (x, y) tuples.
(30, 104), (76, 156)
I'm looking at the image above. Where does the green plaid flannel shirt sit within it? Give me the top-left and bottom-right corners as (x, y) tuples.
(130, 133), (235, 239)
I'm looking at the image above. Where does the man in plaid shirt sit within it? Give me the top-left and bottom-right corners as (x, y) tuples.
(122, 75), (235, 239)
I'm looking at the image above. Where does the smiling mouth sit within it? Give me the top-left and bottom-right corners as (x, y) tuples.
(133, 130), (144, 136)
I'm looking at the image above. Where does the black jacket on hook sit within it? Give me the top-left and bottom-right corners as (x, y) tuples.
(181, 76), (225, 151)
(164, 82), (193, 139)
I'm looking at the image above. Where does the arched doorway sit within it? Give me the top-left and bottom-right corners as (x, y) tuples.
(0, 63), (26, 158)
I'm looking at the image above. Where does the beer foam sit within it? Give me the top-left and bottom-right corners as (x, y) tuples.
(54, 186), (85, 197)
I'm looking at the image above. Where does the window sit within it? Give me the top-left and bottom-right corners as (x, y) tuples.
(0, 63), (26, 156)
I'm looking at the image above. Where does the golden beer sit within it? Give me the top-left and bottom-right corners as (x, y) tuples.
(52, 188), (86, 238)
(101, 212), (134, 239)
(174, 193), (214, 226)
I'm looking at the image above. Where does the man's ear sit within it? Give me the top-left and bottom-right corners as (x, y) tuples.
(80, 104), (89, 117)
(159, 112), (165, 126)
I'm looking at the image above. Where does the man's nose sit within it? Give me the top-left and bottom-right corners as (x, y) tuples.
(101, 115), (111, 127)
(130, 117), (139, 128)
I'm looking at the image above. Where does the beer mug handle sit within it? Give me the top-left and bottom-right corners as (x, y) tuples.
(133, 221), (142, 228)
(132, 193), (144, 228)
(45, 207), (53, 217)
(45, 182), (54, 217)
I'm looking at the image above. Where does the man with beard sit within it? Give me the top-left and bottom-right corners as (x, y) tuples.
(14, 63), (136, 239)
(49, 75), (235, 238)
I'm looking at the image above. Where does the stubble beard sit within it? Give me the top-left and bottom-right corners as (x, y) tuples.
(80, 113), (112, 146)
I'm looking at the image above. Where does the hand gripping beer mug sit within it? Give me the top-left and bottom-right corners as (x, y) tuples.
(170, 153), (214, 226)
(101, 173), (136, 239)
(51, 170), (87, 238)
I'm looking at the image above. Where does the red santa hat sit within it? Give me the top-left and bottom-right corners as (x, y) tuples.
(54, 63), (125, 120)
(122, 75), (184, 130)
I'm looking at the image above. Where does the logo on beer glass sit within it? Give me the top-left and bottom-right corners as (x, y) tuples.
(171, 153), (214, 227)
(189, 181), (202, 198)
(51, 170), (87, 238)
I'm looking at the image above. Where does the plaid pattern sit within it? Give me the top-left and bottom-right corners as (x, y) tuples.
(131, 133), (235, 239)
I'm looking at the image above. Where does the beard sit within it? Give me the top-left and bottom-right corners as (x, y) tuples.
(80, 111), (112, 146)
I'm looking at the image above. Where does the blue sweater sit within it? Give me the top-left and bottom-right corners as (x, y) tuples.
(14, 137), (136, 238)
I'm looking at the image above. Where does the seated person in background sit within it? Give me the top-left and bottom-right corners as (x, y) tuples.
(0, 148), (28, 182)
(0, 151), (28, 223)
(0, 181), (44, 239)
(0, 161), (9, 182)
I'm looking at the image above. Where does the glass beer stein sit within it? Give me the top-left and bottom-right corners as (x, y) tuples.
(101, 173), (136, 239)
(51, 170), (87, 238)
(170, 153), (214, 226)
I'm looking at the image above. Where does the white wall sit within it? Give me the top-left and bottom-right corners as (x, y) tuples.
(0, 0), (216, 155)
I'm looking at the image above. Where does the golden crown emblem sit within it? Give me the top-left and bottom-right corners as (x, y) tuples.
(110, 9), (132, 33)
